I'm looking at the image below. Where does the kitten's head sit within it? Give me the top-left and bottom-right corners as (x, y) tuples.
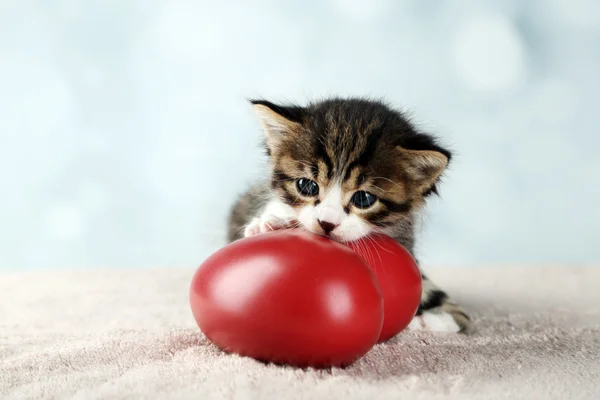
(251, 97), (451, 242)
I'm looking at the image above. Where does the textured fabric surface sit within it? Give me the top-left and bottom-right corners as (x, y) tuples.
(1, 266), (599, 399)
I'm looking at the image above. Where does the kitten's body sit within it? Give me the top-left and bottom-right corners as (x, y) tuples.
(227, 97), (471, 334)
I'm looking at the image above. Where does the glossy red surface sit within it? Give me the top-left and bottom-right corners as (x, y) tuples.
(190, 230), (384, 368)
(345, 235), (422, 342)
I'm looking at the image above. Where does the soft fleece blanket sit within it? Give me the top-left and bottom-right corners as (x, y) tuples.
(1, 266), (599, 399)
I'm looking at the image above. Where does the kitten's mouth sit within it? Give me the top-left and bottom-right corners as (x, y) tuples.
(299, 225), (343, 242)
(296, 221), (353, 243)
(322, 229), (372, 244)
(315, 230), (347, 243)
(327, 232), (347, 243)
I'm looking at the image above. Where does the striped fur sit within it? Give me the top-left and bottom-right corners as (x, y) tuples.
(227, 97), (472, 334)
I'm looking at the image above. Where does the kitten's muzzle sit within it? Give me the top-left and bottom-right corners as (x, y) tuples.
(318, 220), (338, 235)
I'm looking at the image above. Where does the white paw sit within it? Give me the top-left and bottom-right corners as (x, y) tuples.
(244, 217), (262, 237)
(243, 214), (295, 238)
(243, 200), (298, 238)
(408, 312), (461, 333)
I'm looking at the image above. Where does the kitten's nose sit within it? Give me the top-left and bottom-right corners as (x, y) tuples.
(318, 220), (338, 234)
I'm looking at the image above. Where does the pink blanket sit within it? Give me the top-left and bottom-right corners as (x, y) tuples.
(1, 266), (599, 399)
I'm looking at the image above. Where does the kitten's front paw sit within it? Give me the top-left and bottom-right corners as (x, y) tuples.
(243, 215), (297, 237)
(243, 217), (262, 237)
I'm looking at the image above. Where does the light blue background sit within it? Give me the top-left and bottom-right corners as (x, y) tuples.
(1, 0), (599, 270)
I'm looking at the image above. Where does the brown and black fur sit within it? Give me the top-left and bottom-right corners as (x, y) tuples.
(227, 97), (471, 333)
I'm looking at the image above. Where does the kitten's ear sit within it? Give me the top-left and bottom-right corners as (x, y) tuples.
(398, 148), (450, 192)
(249, 100), (304, 150)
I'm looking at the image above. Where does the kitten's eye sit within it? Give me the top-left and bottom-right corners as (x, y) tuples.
(351, 191), (377, 209)
(296, 178), (319, 197)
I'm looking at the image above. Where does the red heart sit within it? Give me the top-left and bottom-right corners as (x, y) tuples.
(190, 230), (383, 368)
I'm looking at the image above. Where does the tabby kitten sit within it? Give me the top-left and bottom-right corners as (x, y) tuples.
(227, 97), (471, 333)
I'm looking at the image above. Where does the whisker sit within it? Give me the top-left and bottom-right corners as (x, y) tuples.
(369, 184), (387, 192)
(365, 235), (393, 282)
(370, 176), (401, 186)
(292, 160), (316, 169)
(368, 234), (395, 256)
(365, 235), (384, 266)
(355, 237), (372, 269)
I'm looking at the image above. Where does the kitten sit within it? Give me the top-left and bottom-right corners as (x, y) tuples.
(227, 97), (471, 334)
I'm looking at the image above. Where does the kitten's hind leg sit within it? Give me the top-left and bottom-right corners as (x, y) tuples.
(408, 274), (472, 333)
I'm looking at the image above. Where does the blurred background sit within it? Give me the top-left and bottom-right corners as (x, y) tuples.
(1, 0), (599, 271)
